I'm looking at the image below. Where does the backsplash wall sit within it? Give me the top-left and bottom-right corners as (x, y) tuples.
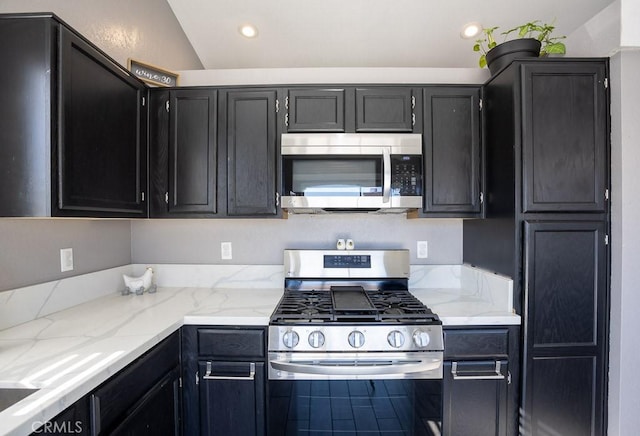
(131, 215), (463, 265)
(0, 219), (132, 292)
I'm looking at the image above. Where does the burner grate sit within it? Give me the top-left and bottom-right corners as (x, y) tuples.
(270, 288), (440, 324)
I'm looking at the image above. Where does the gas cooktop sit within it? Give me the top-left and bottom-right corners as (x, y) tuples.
(270, 286), (441, 324)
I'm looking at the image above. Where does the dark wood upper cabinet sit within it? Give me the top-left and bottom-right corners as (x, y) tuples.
(168, 89), (217, 215)
(285, 88), (345, 132)
(0, 14), (147, 218)
(521, 62), (608, 213)
(422, 87), (481, 215)
(356, 87), (415, 132)
(224, 89), (279, 216)
(150, 89), (219, 218)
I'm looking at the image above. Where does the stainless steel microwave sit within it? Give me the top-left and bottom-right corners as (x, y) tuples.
(281, 133), (423, 213)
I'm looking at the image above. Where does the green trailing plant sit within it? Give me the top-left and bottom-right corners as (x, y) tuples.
(473, 20), (566, 68)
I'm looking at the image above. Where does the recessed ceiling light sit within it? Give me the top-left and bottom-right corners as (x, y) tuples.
(461, 22), (482, 39)
(239, 24), (258, 38)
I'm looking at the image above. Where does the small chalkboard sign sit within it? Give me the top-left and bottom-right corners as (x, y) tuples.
(127, 59), (179, 87)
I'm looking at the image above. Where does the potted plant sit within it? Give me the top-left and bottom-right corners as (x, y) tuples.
(473, 21), (566, 75)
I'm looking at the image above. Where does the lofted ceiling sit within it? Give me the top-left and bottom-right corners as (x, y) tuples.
(166, 0), (613, 70)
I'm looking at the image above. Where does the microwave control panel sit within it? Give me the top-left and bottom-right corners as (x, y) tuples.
(391, 155), (422, 196)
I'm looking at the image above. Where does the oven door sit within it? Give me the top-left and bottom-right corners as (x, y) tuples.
(268, 352), (443, 435)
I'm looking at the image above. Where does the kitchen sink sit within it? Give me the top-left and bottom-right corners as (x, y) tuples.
(0, 384), (40, 413)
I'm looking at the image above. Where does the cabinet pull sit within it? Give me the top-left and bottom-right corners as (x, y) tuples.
(451, 361), (505, 380)
(203, 362), (256, 381)
(90, 395), (101, 435)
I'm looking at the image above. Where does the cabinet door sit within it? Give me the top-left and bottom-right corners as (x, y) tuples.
(90, 333), (180, 434)
(522, 221), (607, 436)
(109, 369), (181, 436)
(168, 89), (217, 214)
(225, 90), (279, 216)
(423, 87), (481, 214)
(443, 360), (509, 436)
(57, 25), (146, 217)
(355, 88), (414, 132)
(199, 361), (266, 436)
(0, 17), (53, 217)
(521, 62), (608, 213)
(286, 88), (345, 132)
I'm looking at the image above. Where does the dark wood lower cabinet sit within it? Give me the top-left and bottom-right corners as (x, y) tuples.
(443, 360), (509, 436)
(443, 327), (520, 436)
(198, 361), (266, 436)
(521, 220), (608, 436)
(182, 326), (267, 436)
(90, 332), (181, 435)
(108, 369), (181, 436)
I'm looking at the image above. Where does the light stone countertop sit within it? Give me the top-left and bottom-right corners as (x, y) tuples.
(0, 275), (520, 435)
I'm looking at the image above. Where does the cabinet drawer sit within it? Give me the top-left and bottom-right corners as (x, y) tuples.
(91, 332), (180, 434)
(444, 328), (509, 359)
(197, 328), (265, 358)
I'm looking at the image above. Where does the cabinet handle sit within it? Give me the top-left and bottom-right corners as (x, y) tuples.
(412, 113), (416, 126)
(202, 362), (256, 381)
(451, 361), (505, 380)
(276, 192), (280, 207)
(90, 395), (101, 435)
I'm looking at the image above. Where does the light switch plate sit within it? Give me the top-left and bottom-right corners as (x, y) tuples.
(60, 248), (74, 272)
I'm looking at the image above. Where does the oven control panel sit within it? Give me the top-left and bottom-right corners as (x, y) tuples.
(269, 325), (443, 353)
(323, 254), (371, 268)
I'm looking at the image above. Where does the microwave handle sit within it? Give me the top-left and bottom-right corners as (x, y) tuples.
(383, 148), (391, 203)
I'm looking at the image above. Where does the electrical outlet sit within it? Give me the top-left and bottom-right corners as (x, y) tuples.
(417, 241), (428, 259)
(60, 248), (74, 272)
(221, 242), (233, 260)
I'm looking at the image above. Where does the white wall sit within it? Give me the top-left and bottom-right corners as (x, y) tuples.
(608, 49), (640, 436)
(177, 67), (488, 86)
(568, 0), (640, 432)
(0, 0), (202, 70)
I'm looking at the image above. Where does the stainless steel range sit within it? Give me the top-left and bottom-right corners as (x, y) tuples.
(268, 249), (443, 435)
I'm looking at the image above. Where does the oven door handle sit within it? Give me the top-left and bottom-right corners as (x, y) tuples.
(270, 357), (441, 376)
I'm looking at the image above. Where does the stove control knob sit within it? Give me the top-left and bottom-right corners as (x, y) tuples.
(387, 330), (405, 348)
(308, 331), (325, 348)
(282, 330), (299, 349)
(412, 330), (431, 348)
(348, 330), (365, 348)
